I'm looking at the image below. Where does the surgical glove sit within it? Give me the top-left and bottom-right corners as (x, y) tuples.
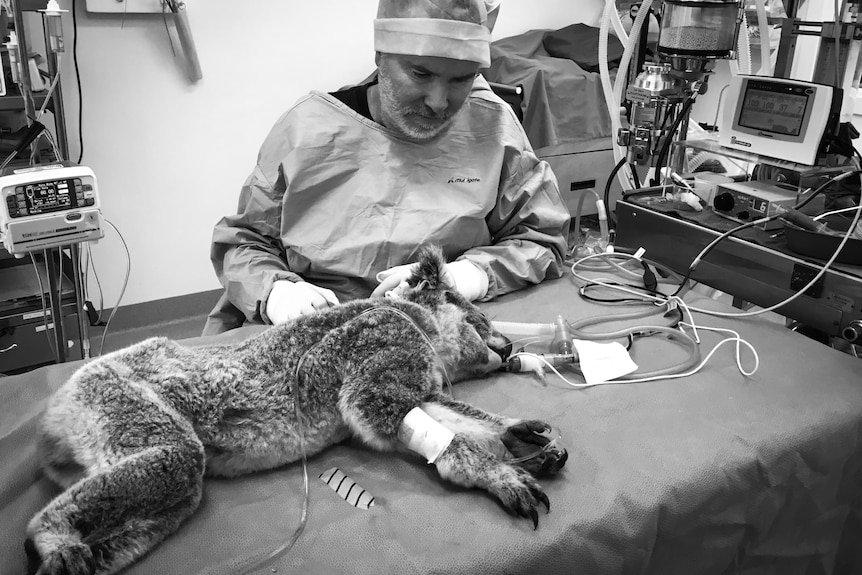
(371, 259), (489, 301)
(265, 280), (339, 324)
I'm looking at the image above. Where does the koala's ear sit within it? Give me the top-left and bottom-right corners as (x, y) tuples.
(407, 245), (447, 290)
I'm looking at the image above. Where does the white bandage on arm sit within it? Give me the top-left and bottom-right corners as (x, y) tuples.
(397, 407), (455, 464)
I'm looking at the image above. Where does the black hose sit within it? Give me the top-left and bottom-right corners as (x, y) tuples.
(605, 156), (628, 227)
(650, 96), (696, 187)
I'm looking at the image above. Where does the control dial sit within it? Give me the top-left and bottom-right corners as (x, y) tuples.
(713, 192), (734, 212)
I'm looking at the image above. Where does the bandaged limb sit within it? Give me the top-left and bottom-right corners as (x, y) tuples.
(397, 407), (455, 464)
(397, 403), (553, 528)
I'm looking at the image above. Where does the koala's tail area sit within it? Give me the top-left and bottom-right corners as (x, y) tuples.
(25, 373), (206, 575)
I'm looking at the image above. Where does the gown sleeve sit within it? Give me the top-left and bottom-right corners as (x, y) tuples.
(459, 118), (571, 300)
(209, 115), (303, 325)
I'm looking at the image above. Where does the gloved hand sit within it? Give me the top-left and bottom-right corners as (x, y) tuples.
(370, 259), (489, 301)
(265, 280), (339, 324)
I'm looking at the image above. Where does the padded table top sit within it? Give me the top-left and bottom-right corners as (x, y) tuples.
(2, 277), (861, 574)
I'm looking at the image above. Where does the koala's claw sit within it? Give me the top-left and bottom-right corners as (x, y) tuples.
(492, 465), (551, 528)
(29, 542), (96, 575)
(528, 507), (539, 530)
(537, 490), (550, 512)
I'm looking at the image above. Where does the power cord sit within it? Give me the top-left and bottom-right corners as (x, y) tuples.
(669, 170), (862, 300)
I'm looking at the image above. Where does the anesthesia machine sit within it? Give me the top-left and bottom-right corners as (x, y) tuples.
(602, 0), (862, 345)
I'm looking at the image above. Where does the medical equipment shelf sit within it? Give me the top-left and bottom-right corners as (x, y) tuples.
(674, 139), (853, 180)
(0, 249), (82, 374)
(615, 188), (862, 342)
(0, 0), (87, 372)
(0, 93), (48, 111)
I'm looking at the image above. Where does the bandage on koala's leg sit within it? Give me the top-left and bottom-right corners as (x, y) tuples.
(397, 406), (456, 463)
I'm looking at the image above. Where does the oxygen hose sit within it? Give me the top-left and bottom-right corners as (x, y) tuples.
(494, 303), (702, 382)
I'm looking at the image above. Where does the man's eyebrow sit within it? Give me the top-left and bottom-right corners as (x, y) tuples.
(453, 72), (477, 81)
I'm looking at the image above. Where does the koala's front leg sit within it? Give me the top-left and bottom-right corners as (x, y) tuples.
(434, 433), (551, 528)
(397, 404), (550, 528)
(422, 396), (568, 478)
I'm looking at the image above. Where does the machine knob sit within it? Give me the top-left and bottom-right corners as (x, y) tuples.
(617, 129), (632, 147)
(713, 192), (734, 212)
(842, 320), (862, 343)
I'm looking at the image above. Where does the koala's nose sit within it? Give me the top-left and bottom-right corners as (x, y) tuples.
(490, 334), (512, 362)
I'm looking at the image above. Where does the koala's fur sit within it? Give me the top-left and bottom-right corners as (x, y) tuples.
(26, 246), (566, 575)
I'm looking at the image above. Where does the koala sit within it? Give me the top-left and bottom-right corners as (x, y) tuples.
(25, 245), (567, 575)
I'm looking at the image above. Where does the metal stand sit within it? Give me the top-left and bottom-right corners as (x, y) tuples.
(8, 0), (89, 362)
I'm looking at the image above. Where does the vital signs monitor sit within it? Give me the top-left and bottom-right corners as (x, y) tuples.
(719, 75), (839, 166)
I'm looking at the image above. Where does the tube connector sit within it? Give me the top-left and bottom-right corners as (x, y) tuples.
(552, 315), (573, 356)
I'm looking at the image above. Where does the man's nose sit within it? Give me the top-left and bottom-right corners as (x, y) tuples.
(423, 83), (449, 115)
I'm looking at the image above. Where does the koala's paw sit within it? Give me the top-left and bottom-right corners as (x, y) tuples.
(26, 538), (96, 575)
(489, 464), (550, 529)
(502, 420), (568, 477)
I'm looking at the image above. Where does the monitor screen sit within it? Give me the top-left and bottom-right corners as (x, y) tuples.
(737, 80), (811, 137)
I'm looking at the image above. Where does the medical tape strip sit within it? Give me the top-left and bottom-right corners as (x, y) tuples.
(397, 407), (455, 464)
(319, 467), (375, 510)
(374, 18), (491, 67)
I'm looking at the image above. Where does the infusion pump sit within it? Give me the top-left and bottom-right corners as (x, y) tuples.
(0, 163), (103, 255)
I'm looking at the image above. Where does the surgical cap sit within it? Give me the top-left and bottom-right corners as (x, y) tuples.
(374, 0), (492, 68)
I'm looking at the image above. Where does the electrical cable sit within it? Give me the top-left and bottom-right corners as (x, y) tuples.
(532, 329), (755, 389)
(29, 252), (56, 355)
(685, 197), (862, 319)
(85, 242), (106, 324)
(565, 255), (761, 383)
(814, 205), (862, 220)
(605, 156), (628, 227)
(72, 0), (83, 163)
(571, 177), (862, 324)
(670, 169), (861, 297)
(629, 163), (641, 189)
(97, 219), (131, 356)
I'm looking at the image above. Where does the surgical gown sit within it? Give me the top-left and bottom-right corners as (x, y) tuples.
(205, 78), (570, 334)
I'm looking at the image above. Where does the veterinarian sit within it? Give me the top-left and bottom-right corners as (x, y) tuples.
(204, 0), (571, 335)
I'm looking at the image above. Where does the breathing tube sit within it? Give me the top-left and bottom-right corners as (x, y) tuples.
(493, 303), (701, 383)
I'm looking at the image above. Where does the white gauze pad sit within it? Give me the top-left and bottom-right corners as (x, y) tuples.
(397, 407), (455, 464)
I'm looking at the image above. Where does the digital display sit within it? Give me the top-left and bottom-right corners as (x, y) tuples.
(3, 177), (94, 219)
(24, 180), (74, 213)
(737, 81), (810, 137)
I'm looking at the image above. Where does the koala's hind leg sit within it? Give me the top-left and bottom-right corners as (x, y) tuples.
(27, 380), (204, 575)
